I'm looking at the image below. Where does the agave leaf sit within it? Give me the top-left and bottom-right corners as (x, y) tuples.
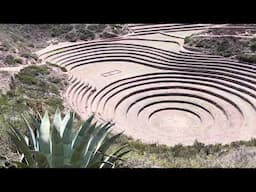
(99, 161), (115, 168)
(51, 125), (64, 168)
(20, 154), (25, 162)
(90, 132), (124, 167)
(11, 161), (30, 168)
(53, 107), (62, 133)
(83, 123), (113, 167)
(63, 163), (76, 168)
(71, 122), (98, 167)
(8, 128), (36, 168)
(81, 123), (104, 167)
(21, 114), (38, 151)
(72, 115), (94, 149)
(87, 160), (102, 168)
(28, 112), (41, 147)
(111, 146), (131, 161)
(62, 112), (74, 163)
(60, 112), (71, 137)
(97, 144), (128, 160)
(35, 110), (43, 120)
(72, 120), (97, 156)
(70, 135), (93, 167)
(97, 132), (123, 156)
(24, 135), (29, 146)
(28, 112), (41, 130)
(39, 111), (51, 155)
(103, 144), (129, 160)
(91, 122), (114, 156)
(101, 149), (131, 168)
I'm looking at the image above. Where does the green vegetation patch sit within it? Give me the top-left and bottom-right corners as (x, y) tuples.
(237, 54), (256, 63)
(17, 65), (49, 85)
(113, 134), (256, 168)
(0, 64), (67, 163)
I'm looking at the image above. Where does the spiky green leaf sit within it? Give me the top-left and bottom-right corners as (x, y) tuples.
(53, 107), (62, 133)
(39, 111), (50, 155)
(98, 132), (123, 156)
(62, 112), (74, 163)
(8, 127), (36, 168)
(60, 111), (71, 137)
(90, 132), (124, 167)
(51, 125), (64, 167)
(83, 122), (114, 167)
(70, 135), (92, 167)
(72, 115), (94, 149)
(21, 114), (38, 151)
(101, 149), (131, 168)
(11, 161), (30, 168)
(81, 123), (104, 167)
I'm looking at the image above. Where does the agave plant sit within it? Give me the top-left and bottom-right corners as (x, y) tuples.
(8, 108), (130, 168)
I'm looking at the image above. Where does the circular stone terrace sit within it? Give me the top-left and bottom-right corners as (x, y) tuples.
(36, 24), (256, 146)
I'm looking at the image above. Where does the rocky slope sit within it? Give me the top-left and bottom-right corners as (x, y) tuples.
(184, 25), (256, 63)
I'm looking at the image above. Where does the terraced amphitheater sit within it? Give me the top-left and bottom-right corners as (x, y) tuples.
(37, 24), (256, 146)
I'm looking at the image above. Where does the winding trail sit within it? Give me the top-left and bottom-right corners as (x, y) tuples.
(0, 65), (26, 73)
(36, 24), (256, 146)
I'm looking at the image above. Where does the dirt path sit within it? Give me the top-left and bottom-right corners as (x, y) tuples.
(0, 65), (26, 73)
(0, 63), (45, 73)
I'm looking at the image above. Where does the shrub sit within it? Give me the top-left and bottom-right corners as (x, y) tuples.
(217, 40), (230, 52)
(65, 32), (77, 42)
(27, 43), (34, 48)
(111, 24), (124, 34)
(96, 24), (107, 32)
(60, 25), (73, 33)
(4, 55), (15, 65)
(100, 32), (117, 39)
(193, 140), (205, 152)
(51, 25), (73, 37)
(21, 65), (49, 76)
(14, 58), (23, 64)
(75, 24), (86, 32)
(18, 74), (37, 85)
(0, 42), (10, 51)
(79, 31), (95, 41)
(17, 65), (50, 85)
(184, 36), (192, 44)
(237, 54), (256, 64)
(250, 41), (256, 52)
(48, 76), (61, 84)
(0, 95), (8, 106)
(21, 52), (32, 58)
(243, 138), (256, 146)
(6, 90), (15, 97)
(5, 56), (23, 65)
(87, 24), (100, 31)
